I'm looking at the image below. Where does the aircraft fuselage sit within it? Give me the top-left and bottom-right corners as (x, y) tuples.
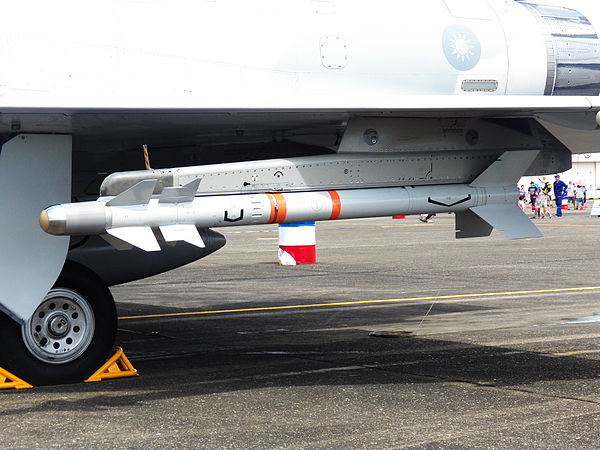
(0, 0), (599, 114)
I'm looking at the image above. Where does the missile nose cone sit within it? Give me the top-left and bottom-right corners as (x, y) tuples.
(596, 111), (600, 127)
(39, 205), (67, 235)
(39, 210), (49, 232)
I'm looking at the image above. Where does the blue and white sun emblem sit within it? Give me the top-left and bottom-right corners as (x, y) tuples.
(443, 25), (481, 71)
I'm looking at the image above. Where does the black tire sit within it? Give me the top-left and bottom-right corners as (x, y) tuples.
(0, 261), (117, 386)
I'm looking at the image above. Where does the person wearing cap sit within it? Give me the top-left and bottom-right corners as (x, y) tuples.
(536, 177), (552, 219)
(553, 174), (568, 217)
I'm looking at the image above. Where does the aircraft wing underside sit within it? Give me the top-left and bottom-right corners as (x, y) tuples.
(0, 95), (598, 154)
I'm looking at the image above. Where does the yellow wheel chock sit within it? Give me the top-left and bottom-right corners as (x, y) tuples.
(0, 347), (137, 389)
(0, 367), (33, 390)
(84, 347), (139, 383)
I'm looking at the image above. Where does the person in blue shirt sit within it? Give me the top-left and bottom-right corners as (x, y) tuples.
(553, 174), (568, 217)
(527, 181), (538, 217)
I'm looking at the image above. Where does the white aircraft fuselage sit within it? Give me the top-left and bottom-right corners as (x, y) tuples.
(1, 0), (600, 386)
(0, 0), (599, 110)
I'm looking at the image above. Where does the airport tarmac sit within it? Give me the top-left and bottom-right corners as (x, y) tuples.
(2, 209), (600, 448)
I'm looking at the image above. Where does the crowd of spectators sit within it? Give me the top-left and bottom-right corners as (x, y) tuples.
(519, 175), (588, 219)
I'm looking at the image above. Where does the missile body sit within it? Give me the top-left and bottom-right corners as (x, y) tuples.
(40, 150), (543, 251)
(40, 180), (532, 252)
(46, 183), (493, 233)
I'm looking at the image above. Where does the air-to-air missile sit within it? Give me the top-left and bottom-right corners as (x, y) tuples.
(39, 150), (543, 251)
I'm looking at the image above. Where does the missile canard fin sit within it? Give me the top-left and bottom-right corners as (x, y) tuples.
(106, 179), (158, 207)
(106, 226), (161, 252)
(160, 224), (205, 248)
(159, 179), (201, 204)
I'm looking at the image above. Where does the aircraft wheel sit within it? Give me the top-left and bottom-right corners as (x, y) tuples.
(0, 262), (117, 385)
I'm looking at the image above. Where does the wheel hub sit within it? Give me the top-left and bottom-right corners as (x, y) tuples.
(47, 313), (70, 338)
(22, 288), (95, 364)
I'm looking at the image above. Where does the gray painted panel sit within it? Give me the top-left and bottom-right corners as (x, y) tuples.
(0, 135), (71, 322)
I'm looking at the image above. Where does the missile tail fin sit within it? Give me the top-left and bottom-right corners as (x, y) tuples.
(468, 205), (542, 240)
(159, 179), (201, 204)
(470, 150), (539, 187)
(159, 224), (206, 248)
(106, 226), (161, 251)
(107, 179), (157, 206)
(455, 209), (493, 239)
(461, 150), (543, 239)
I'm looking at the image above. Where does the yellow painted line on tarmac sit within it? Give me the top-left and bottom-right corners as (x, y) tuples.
(118, 286), (600, 321)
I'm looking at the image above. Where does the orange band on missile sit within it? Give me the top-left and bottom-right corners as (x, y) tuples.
(273, 193), (287, 223)
(267, 193), (277, 223)
(266, 193), (288, 224)
(328, 190), (341, 220)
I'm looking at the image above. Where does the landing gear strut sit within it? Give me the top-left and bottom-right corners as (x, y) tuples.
(0, 262), (116, 385)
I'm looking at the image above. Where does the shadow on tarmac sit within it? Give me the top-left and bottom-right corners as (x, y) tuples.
(3, 317), (599, 415)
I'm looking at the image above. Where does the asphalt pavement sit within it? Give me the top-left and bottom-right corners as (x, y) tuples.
(2, 208), (600, 448)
